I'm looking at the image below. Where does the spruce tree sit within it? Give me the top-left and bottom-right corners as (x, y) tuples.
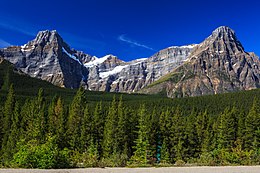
(129, 104), (149, 165)
(67, 87), (86, 150)
(3, 102), (21, 162)
(102, 96), (118, 158)
(244, 98), (260, 150)
(217, 106), (237, 150)
(93, 101), (104, 156)
(184, 108), (199, 159)
(169, 107), (185, 161)
(196, 110), (210, 152)
(80, 105), (92, 152)
(115, 96), (128, 154)
(2, 84), (15, 152)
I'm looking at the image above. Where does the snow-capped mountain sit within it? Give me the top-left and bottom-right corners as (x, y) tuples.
(141, 26), (260, 97)
(0, 30), (195, 92)
(0, 26), (259, 97)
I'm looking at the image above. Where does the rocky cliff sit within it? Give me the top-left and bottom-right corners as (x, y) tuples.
(141, 26), (260, 97)
(0, 31), (195, 92)
(0, 26), (259, 97)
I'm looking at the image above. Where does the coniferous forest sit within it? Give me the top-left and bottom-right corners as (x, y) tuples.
(0, 84), (260, 168)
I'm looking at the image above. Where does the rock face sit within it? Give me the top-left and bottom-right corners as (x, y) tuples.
(0, 31), (195, 92)
(86, 45), (195, 92)
(141, 26), (260, 97)
(0, 30), (90, 88)
(0, 26), (259, 98)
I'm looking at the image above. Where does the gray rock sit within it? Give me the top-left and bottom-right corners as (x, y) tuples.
(141, 26), (260, 97)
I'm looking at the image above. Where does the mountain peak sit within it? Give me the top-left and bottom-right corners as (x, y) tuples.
(32, 30), (62, 45)
(212, 26), (235, 35)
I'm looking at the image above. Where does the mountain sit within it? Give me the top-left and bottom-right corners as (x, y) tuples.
(0, 30), (195, 92)
(0, 30), (91, 89)
(141, 26), (260, 97)
(0, 26), (259, 97)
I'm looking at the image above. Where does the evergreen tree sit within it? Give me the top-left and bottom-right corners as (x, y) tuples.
(2, 84), (15, 153)
(115, 96), (128, 154)
(196, 110), (210, 152)
(93, 101), (104, 156)
(169, 107), (185, 161)
(129, 104), (149, 165)
(102, 96), (118, 158)
(80, 105), (92, 152)
(55, 97), (66, 149)
(67, 87), (86, 150)
(217, 106), (238, 150)
(3, 102), (21, 162)
(160, 138), (170, 164)
(184, 108), (199, 159)
(244, 98), (260, 151)
(48, 96), (58, 135)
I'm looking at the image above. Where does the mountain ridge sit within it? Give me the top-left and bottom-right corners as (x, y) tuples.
(0, 26), (259, 97)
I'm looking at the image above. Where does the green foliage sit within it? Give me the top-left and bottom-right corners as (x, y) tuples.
(128, 105), (150, 166)
(0, 78), (259, 168)
(12, 136), (69, 169)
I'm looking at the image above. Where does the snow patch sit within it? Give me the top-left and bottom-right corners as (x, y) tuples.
(100, 65), (129, 78)
(62, 47), (82, 65)
(84, 55), (112, 67)
(21, 44), (35, 52)
(169, 44), (198, 49)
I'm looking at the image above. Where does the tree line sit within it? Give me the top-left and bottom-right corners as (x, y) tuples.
(0, 85), (259, 168)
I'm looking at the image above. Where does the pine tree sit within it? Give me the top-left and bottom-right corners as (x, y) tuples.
(2, 84), (15, 152)
(217, 106), (238, 150)
(3, 102), (21, 162)
(102, 96), (118, 158)
(93, 101), (104, 156)
(244, 98), (260, 151)
(115, 96), (128, 154)
(55, 97), (66, 148)
(67, 87), (86, 150)
(196, 110), (210, 152)
(48, 96), (58, 135)
(129, 104), (149, 165)
(184, 108), (199, 159)
(80, 105), (92, 152)
(0, 106), (3, 148)
(169, 107), (185, 161)
(160, 138), (170, 164)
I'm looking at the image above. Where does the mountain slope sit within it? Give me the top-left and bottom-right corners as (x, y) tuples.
(0, 30), (91, 89)
(141, 26), (260, 97)
(0, 31), (196, 92)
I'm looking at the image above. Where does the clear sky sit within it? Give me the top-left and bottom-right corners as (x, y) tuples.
(0, 0), (260, 61)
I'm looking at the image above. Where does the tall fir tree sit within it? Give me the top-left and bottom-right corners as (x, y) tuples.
(3, 102), (21, 162)
(80, 105), (93, 152)
(67, 87), (86, 150)
(1, 84), (15, 153)
(184, 108), (199, 159)
(196, 110), (210, 153)
(102, 96), (118, 158)
(129, 104), (149, 165)
(169, 107), (185, 161)
(115, 96), (128, 154)
(244, 97), (260, 151)
(93, 101), (104, 156)
(217, 106), (238, 150)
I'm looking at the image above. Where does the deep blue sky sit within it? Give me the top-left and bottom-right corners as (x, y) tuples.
(0, 0), (260, 61)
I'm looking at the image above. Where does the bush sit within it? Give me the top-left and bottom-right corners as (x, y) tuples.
(12, 136), (70, 169)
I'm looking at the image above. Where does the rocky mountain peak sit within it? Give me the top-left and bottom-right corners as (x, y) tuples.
(212, 26), (235, 36)
(191, 26), (244, 57)
(30, 30), (63, 45)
